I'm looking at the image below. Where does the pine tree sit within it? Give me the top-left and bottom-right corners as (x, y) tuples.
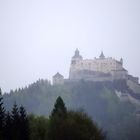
(11, 102), (20, 140)
(19, 105), (29, 140)
(50, 96), (67, 118)
(4, 112), (12, 140)
(48, 97), (67, 140)
(0, 89), (5, 140)
(12, 102), (19, 122)
(48, 97), (105, 140)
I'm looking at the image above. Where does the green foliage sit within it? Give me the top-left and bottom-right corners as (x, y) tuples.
(19, 106), (29, 140)
(11, 103), (20, 140)
(29, 115), (49, 140)
(64, 110), (105, 140)
(0, 99), (29, 140)
(50, 96), (67, 118)
(28, 97), (105, 140)
(2, 79), (140, 140)
(48, 97), (105, 140)
(4, 112), (12, 140)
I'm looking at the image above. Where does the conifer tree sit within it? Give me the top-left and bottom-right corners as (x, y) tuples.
(0, 89), (5, 140)
(48, 97), (105, 140)
(4, 112), (12, 140)
(11, 102), (20, 140)
(12, 102), (19, 122)
(48, 97), (68, 140)
(19, 105), (29, 140)
(50, 96), (67, 118)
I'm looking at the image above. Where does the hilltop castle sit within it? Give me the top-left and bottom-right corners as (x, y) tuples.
(69, 49), (127, 81)
(52, 49), (140, 107)
(53, 49), (139, 90)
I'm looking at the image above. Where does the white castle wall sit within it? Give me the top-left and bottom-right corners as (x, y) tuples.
(70, 53), (125, 80)
(70, 58), (123, 72)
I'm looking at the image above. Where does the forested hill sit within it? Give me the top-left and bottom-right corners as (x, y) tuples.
(3, 79), (132, 115)
(2, 79), (140, 140)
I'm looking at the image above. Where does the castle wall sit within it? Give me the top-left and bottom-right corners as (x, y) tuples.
(127, 80), (140, 93)
(53, 78), (64, 85)
(69, 70), (113, 82)
(111, 70), (128, 80)
(70, 57), (123, 74)
(127, 75), (139, 83)
(69, 56), (124, 80)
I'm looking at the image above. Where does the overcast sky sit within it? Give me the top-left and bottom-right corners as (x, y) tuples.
(0, 0), (140, 92)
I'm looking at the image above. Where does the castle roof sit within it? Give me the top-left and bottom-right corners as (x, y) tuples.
(53, 72), (64, 78)
(72, 48), (83, 59)
(99, 51), (105, 59)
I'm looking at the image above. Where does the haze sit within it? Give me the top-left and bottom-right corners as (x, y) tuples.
(0, 0), (140, 92)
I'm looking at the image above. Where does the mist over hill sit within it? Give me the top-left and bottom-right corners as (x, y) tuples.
(2, 79), (140, 140)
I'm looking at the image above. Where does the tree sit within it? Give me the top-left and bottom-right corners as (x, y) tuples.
(4, 112), (12, 140)
(48, 96), (67, 140)
(64, 110), (106, 140)
(0, 89), (5, 140)
(29, 115), (49, 140)
(11, 102), (20, 140)
(50, 96), (67, 118)
(48, 97), (106, 140)
(19, 106), (29, 140)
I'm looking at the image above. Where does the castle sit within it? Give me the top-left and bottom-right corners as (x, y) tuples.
(52, 49), (140, 108)
(53, 49), (139, 87)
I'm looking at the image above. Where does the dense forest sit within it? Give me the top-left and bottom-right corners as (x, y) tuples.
(0, 94), (105, 140)
(1, 79), (140, 140)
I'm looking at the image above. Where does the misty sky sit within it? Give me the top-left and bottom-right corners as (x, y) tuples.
(0, 0), (140, 92)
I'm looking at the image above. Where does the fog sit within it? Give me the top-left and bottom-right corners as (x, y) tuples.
(0, 0), (140, 92)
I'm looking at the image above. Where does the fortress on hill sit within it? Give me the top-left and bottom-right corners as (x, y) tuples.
(53, 49), (139, 88)
(53, 49), (140, 107)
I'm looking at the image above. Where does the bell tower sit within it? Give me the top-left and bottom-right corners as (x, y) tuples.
(71, 49), (83, 65)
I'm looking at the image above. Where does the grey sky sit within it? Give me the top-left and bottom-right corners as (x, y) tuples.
(0, 0), (140, 92)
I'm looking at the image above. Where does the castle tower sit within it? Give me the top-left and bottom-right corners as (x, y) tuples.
(53, 72), (64, 85)
(99, 51), (105, 59)
(120, 58), (123, 65)
(71, 49), (83, 65)
(69, 49), (83, 79)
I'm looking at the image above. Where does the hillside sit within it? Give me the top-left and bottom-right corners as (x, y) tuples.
(2, 79), (140, 140)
